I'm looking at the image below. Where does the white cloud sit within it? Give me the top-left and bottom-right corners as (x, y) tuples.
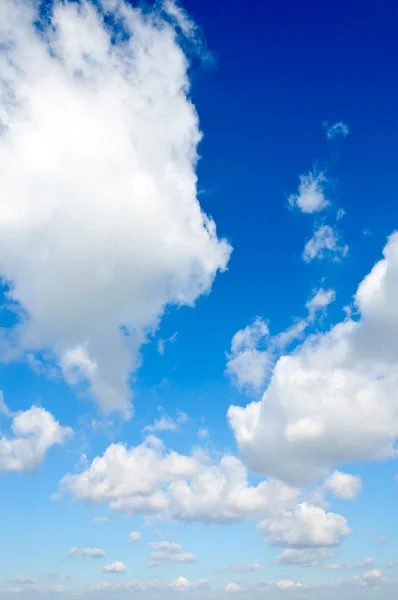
(356, 558), (375, 568)
(103, 562), (127, 574)
(258, 502), (350, 548)
(59, 437), (299, 523)
(226, 289), (335, 393)
(157, 332), (178, 356)
(170, 577), (210, 592)
(324, 121), (350, 140)
(225, 582), (243, 593)
(229, 233), (398, 486)
(276, 548), (333, 567)
(353, 569), (382, 586)
(288, 171), (329, 213)
(0, 0), (231, 417)
(0, 405), (72, 473)
(325, 562), (350, 571)
(81, 548), (106, 558)
(225, 318), (271, 392)
(324, 471), (362, 500)
(144, 409), (189, 433)
(197, 428), (209, 439)
(128, 531), (141, 543)
(66, 547), (105, 558)
(92, 516), (109, 523)
(149, 551), (197, 566)
(149, 541), (183, 552)
(303, 225), (348, 262)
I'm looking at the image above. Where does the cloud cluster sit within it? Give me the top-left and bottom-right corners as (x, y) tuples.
(0, 0), (231, 417)
(147, 541), (197, 567)
(67, 547), (106, 559)
(59, 436), (299, 523)
(303, 225), (348, 262)
(229, 233), (398, 486)
(0, 404), (71, 472)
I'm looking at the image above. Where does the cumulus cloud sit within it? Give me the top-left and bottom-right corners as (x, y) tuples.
(356, 558), (375, 569)
(0, 0), (231, 417)
(225, 318), (271, 392)
(226, 288), (335, 393)
(0, 405), (72, 472)
(288, 171), (329, 213)
(353, 569), (382, 586)
(276, 548), (333, 567)
(324, 471), (362, 500)
(303, 225), (348, 262)
(170, 577), (210, 592)
(58, 436), (299, 523)
(103, 562), (127, 574)
(229, 233), (398, 486)
(324, 121), (350, 140)
(128, 531), (141, 543)
(258, 502), (350, 548)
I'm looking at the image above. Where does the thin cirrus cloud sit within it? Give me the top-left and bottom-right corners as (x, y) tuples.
(66, 547), (106, 559)
(324, 120), (350, 140)
(0, 0), (231, 418)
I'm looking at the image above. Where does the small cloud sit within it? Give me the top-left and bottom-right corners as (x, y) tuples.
(336, 208), (345, 220)
(128, 531), (141, 543)
(157, 332), (178, 355)
(103, 562), (127, 574)
(225, 582), (244, 593)
(378, 536), (388, 543)
(144, 408), (188, 433)
(325, 563), (350, 572)
(197, 428), (209, 439)
(362, 228), (372, 236)
(288, 170), (329, 214)
(324, 121), (350, 140)
(9, 578), (38, 585)
(303, 225), (348, 263)
(66, 547), (105, 559)
(92, 516), (110, 523)
(356, 558), (375, 569)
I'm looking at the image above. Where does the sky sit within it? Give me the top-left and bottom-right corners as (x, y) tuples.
(1, 0), (398, 598)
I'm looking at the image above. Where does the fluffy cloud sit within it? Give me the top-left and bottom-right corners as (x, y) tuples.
(324, 121), (350, 140)
(0, 0), (231, 417)
(258, 503), (350, 548)
(147, 541), (196, 566)
(225, 318), (271, 392)
(226, 289), (334, 393)
(276, 548), (333, 567)
(0, 405), (71, 473)
(59, 436), (299, 523)
(170, 577), (210, 592)
(353, 569), (382, 586)
(128, 531), (141, 542)
(103, 562), (126, 574)
(324, 471), (362, 500)
(288, 171), (329, 213)
(303, 225), (348, 262)
(229, 233), (398, 486)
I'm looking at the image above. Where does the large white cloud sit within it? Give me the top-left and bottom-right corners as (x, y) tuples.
(228, 233), (398, 485)
(0, 404), (72, 472)
(258, 502), (350, 548)
(58, 436), (299, 523)
(0, 0), (231, 416)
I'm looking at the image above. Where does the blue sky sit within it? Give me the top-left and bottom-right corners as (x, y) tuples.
(1, 0), (398, 598)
